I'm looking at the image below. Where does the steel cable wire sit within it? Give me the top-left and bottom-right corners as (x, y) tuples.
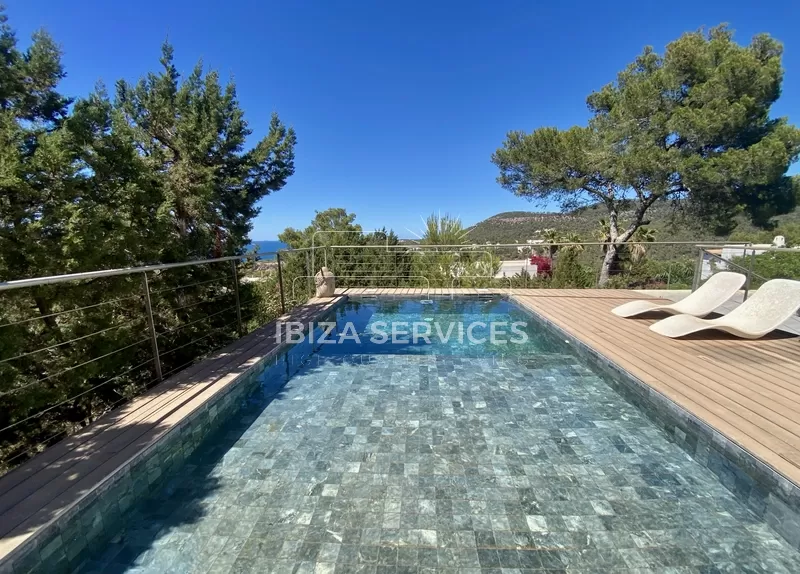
(0, 357), (156, 434)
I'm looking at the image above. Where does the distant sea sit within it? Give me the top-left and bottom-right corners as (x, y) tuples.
(246, 240), (288, 260)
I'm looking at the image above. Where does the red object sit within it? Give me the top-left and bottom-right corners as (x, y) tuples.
(529, 255), (552, 277)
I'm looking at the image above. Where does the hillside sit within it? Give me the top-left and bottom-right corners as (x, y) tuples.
(466, 203), (800, 259)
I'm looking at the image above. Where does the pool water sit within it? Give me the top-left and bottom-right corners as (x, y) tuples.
(289, 298), (557, 357)
(80, 298), (800, 573)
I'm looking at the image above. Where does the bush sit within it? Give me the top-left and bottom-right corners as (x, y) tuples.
(602, 275), (632, 289)
(529, 255), (553, 277)
(627, 258), (695, 288)
(551, 251), (594, 288)
(730, 251), (800, 286)
(508, 269), (552, 288)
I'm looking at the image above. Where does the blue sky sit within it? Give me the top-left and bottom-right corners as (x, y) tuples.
(7, 0), (800, 239)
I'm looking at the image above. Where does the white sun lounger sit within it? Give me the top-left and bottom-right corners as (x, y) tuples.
(611, 271), (746, 318)
(649, 279), (800, 339)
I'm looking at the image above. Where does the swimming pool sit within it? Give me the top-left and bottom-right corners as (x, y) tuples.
(76, 297), (800, 573)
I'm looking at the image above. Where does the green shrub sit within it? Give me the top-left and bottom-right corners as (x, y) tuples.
(551, 251), (594, 288)
(631, 258), (695, 287)
(731, 251), (800, 286)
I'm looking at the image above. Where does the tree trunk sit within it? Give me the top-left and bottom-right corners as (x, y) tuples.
(597, 200), (644, 287)
(34, 294), (61, 335)
(598, 243), (619, 287)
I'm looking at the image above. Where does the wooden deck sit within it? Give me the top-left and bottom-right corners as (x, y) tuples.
(509, 289), (800, 486)
(0, 296), (345, 566)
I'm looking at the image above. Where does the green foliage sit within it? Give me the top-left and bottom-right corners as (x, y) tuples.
(0, 11), (295, 471)
(113, 43), (295, 259)
(412, 213), (501, 287)
(280, 207), (363, 249)
(493, 25), (800, 284)
(278, 207), (361, 297)
(729, 222), (800, 246)
(730, 251), (800, 284)
(418, 213), (473, 246)
(277, 211), (502, 290)
(279, 208), (407, 291)
(625, 258), (696, 288)
(551, 251), (594, 288)
(241, 266), (284, 327)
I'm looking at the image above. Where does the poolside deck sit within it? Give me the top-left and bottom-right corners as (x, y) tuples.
(0, 297), (345, 569)
(510, 290), (800, 487)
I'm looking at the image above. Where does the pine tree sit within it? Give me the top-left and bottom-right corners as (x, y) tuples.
(114, 43), (296, 260)
(0, 12), (297, 470)
(493, 25), (800, 285)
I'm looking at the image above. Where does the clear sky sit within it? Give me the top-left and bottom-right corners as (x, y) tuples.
(6, 0), (800, 239)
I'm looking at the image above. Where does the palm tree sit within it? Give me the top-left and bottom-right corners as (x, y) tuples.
(413, 213), (498, 286)
(541, 228), (561, 259)
(629, 226), (656, 263)
(596, 219), (611, 252)
(419, 213), (472, 246)
(560, 232), (584, 256)
(596, 219), (655, 277)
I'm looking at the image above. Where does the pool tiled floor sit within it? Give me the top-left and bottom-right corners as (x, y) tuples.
(82, 353), (800, 573)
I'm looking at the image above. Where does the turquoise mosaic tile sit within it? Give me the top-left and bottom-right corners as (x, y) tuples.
(55, 296), (800, 573)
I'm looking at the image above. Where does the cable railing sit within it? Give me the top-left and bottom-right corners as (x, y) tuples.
(305, 239), (800, 294)
(2, 238), (797, 474)
(0, 251), (294, 474)
(692, 244), (799, 300)
(311, 241), (705, 291)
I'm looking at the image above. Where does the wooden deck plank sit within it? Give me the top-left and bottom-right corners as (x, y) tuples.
(533, 296), (800, 455)
(511, 290), (800, 485)
(548, 296), (800, 411)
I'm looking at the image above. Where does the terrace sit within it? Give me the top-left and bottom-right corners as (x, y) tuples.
(0, 242), (799, 573)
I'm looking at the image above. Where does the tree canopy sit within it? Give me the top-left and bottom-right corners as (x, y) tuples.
(492, 25), (800, 284)
(0, 10), (296, 471)
(279, 208), (406, 291)
(1, 19), (296, 282)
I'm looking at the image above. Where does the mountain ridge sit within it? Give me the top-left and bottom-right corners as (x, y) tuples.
(465, 203), (800, 246)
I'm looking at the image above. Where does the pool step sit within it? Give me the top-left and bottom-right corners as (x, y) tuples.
(511, 353), (580, 368)
(313, 350), (579, 368)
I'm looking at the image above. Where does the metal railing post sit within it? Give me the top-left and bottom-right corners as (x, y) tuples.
(692, 248), (704, 291)
(744, 248), (756, 302)
(141, 272), (163, 382)
(231, 260), (243, 335)
(305, 251), (312, 296)
(276, 251), (286, 314)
